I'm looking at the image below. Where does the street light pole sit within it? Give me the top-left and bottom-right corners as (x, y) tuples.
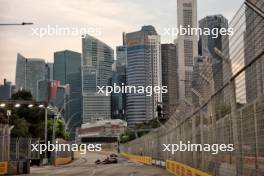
(51, 98), (79, 140)
(0, 22), (33, 26)
(6, 110), (11, 125)
(44, 107), (48, 162)
(65, 111), (81, 131)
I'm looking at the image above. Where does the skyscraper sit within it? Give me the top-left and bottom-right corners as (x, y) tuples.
(198, 15), (229, 106)
(125, 25), (162, 127)
(37, 79), (50, 102)
(111, 45), (127, 120)
(82, 35), (114, 123)
(45, 63), (54, 80)
(53, 50), (82, 137)
(161, 44), (178, 119)
(192, 56), (214, 107)
(176, 0), (198, 103)
(15, 53), (46, 99)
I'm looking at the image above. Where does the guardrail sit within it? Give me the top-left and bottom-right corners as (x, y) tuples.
(121, 152), (211, 175)
(0, 161), (8, 175)
(166, 160), (211, 176)
(121, 153), (152, 165)
(54, 157), (73, 166)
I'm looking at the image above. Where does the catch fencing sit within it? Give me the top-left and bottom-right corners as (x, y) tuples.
(0, 124), (10, 162)
(9, 138), (41, 161)
(122, 1), (264, 176)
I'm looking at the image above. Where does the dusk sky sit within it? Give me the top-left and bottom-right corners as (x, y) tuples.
(0, 0), (243, 84)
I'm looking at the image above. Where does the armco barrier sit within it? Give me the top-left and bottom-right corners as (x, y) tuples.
(54, 157), (72, 166)
(166, 160), (211, 176)
(101, 148), (117, 153)
(0, 161), (8, 175)
(121, 153), (152, 165)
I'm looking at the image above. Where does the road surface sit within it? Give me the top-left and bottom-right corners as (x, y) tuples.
(29, 152), (171, 176)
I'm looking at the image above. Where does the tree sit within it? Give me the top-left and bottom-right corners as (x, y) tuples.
(5, 90), (69, 140)
(47, 118), (69, 141)
(11, 90), (33, 100)
(120, 130), (136, 143)
(7, 90), (45, 138)
(10, 114), (30, 137)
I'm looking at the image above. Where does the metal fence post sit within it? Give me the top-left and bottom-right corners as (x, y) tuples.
(192, 113), (197, 167)
(253, 103), (259, 170)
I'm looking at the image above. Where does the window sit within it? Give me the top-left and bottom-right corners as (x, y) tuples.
(183, 9), (193, 28)
(184, 40), (193, 66)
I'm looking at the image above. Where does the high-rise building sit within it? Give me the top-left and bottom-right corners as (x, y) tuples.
(0, 79), (13, 100)
(244, 1), (264, 103)
(53, 50), (82, 137)
(111, 45), (127, 120)
(116, 45), (127, 69)
(199, 15), (229, 106)
(82, 35), (114, 123)
(161, 44), (178, 119)
(45, 63), (54, 80)
(54, 50), (81, 85)
(37, 79), (50, 102)
(192, 56), (214, 107)
(125, 25), (162, 127)
(15, 53), (46, 99)
(176, 0), (198, 103)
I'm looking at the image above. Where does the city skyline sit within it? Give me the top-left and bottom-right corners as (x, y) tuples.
(0, 0), (243, 83)
(1, 0), (264, 175)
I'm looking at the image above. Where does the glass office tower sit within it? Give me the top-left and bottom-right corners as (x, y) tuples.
(82, 35), (114, 123)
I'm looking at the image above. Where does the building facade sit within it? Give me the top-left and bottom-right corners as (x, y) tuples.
(192, 56), (214, 107)
(161, 44), (178, 119)
(45, 63), (54, 80)
(199, 15), (229, 106)
(76, 119), (127, 149)
(0, 79), (13, 100)
(15, 53), (46, 99)
(53, 50), (82, 137)
(176, 0), (198, 103)
(125, 25), (162, 127)
(82, 35), (114, 123)
(111, 46), (127, 120)
(37, 79), (50, 102)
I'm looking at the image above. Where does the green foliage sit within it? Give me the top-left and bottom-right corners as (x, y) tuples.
(10, 114), (29, 137)
(136, 119), (161, 129)
(15, 106), (45, 138)
(1, 90), (68, 140)
(11, 90), (33, 100)
(120, 118), (164, 143)
(47, 118), (69, 141)
(120, 130), (136, 143)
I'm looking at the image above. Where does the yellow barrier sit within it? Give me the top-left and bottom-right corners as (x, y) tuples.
(121, 153), (152, 165)
(54, 157), (72, 166)
(101, 148), (117, 152)
(166, 160), (211, 176)
(0, 161), (8, 175)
